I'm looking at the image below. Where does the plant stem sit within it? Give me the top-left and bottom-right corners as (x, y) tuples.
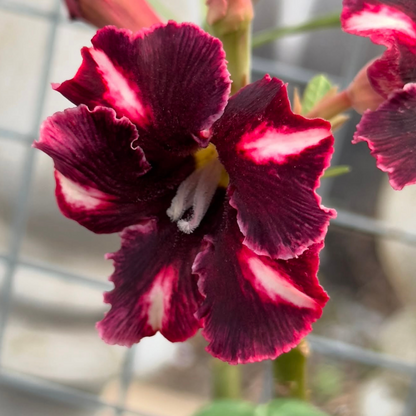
(219, 24), (252, 94)
(212, 359), (242, 399)
(273, 339), (309, 400)
(252, 12), (341, 49)
(307, 89), (352, 120)
(205, 0), (253, 93)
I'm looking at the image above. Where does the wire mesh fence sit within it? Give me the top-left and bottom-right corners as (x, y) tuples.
(1, 1), (416, 415)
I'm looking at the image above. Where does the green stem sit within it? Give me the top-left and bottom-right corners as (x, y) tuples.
(252, 12), (341, 49)
(273, 339), (309, 400)
(211, 23), (252, 95)
(212, 359), (242, 399)
(307, 89), (352, 120)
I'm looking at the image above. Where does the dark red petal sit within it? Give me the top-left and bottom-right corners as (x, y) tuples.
(55, 23), (231, 157)
(342, 0), (416, 47)
(36, 105), (150, 197)
(35, 105), (184, 233)
(342, 1), (416, 96)
(366, 41), (416, 99)
(97, 216), (206, 346)
(97, 188), (226, 346)
(194, 207), (328, 364)
(338, 1), (416, 189)
(212, 76), (335, 260)
(54, 170), (172, 233)
(396, 43), (416, 86)
(366, 46), (404, 97)
(353, 83), (416, 190)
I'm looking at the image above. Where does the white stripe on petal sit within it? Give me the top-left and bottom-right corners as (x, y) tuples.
(239, 125), (330, 164)
(345, 4), (416, 40)
(147, 266), (175, 331)
(246, 256), (317, 309)
(90, 48), (148, 123)
(57, 171), (107, 209)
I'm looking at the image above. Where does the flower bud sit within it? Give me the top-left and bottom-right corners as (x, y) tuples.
(206, 0), (254, 34)
(347, 61), (385, 114)
(64, 0), (162, 31)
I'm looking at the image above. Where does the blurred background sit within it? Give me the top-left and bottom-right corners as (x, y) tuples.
(1, 0), (416, 415)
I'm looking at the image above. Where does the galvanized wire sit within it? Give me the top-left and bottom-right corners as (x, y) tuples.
(403, 373), (416, 416)
(0, 0), (61, 360)
(0, 367), (159, 416)
(1, 1), (416, 415)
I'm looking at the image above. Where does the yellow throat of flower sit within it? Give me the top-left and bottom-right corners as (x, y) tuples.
(194, 143), (229, 188)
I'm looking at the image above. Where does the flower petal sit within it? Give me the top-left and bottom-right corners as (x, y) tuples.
(55, 23), (231, 157)
(194, 206), (328, 364)
(353, 83), (416, 190)
(342, 1), (416, 97)
(54, 170), (176, 234)
(366, 45), (405, 97)
(97, 216), (205, 346)
(35, 105), (190, 233)
(342, 0), (416, 47)
(212, 76), (335, 260)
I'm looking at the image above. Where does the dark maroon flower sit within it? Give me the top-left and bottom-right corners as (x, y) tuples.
(342, 0), (416, 189)
(35, 22), (335, 363)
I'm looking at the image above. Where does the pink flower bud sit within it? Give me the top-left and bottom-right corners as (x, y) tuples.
(206, 0), (254, 33)
(64, 0), (162, 31)
(347, 61), (385, 114)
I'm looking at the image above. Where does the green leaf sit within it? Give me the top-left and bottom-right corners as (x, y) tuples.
(255, 399), (329, 416)
(194, 400), (255, 416)
(302, 75), (333, 115)
(322, 165), (351, 179)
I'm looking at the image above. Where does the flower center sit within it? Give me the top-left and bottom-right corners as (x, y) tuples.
(167, 144), (228, 234)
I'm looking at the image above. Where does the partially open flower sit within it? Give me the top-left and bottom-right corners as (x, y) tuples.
(346, 60), (385, 114)
(35, 22), (334, 363)
(342, 0), (416, 189)
(64, 0), (161, 31)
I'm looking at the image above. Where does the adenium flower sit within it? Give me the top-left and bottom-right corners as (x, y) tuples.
(346, 61), (385, 114)
(342, 0), (416, 190)
(35, 22), (335, 363)
(64, 0), (161, 31)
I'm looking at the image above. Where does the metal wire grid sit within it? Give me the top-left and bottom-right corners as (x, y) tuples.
(0, 1), (416, 415)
